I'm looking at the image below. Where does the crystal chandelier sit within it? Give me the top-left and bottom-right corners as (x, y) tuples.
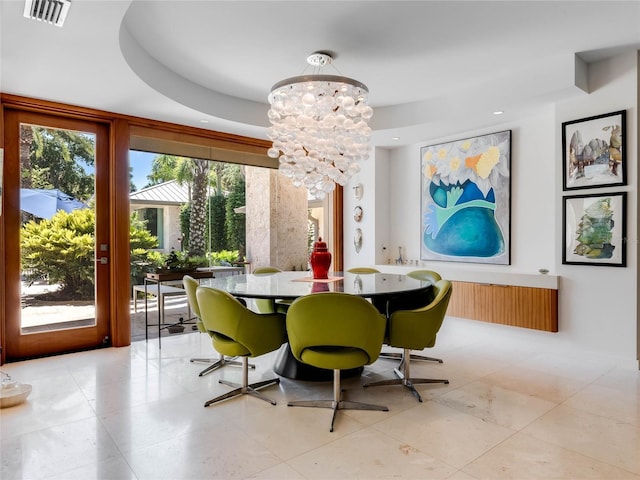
(267, 52), (373, 199)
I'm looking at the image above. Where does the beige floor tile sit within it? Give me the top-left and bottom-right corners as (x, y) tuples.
(245, 462), (306, 480)
(374, 401), (515, 469)
(433, 380), (557, 430)
(47, 456), (138, 480)
(564, 383), (640, 426)
(517, 352), (617, 384)
(592, 367), (640, 397)
(98, 391), (233, 453)
(286, 426), (458, 479)
(482, 364), (587, 403)
(0, 387), (96, 439)
(464, 431), (640, 479)
(235, 400), (365, 459)
(123, 422), (282, 480)
(523, 404), (640, 474)
(0, 417), (121, 480)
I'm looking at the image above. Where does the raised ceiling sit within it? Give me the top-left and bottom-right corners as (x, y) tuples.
(2, 1), (640, 147)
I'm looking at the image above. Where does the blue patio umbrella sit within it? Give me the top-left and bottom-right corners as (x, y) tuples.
(19, 188), (88, 219)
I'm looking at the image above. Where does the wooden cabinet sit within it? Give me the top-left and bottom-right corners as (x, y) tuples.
(447, 281), (558, 332)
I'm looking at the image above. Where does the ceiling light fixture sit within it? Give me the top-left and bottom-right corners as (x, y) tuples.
(267, 52), (373, 199)
(23, 0), (71, 27)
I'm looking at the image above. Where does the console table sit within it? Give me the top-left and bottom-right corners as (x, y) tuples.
(375, 265), (559, 332)
(143, 270), (214, 347)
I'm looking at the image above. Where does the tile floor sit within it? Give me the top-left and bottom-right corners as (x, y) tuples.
(1, 316), (639, 480)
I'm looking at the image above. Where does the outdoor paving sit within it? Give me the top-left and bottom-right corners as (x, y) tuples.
(20, 281), (197, 342)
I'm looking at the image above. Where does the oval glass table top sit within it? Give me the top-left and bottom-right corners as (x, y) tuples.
(201, 271), (432, 300)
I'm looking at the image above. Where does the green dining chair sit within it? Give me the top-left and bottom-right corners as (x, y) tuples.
(364, 279), (452, 402)
(196, 286), (287, 407)
(286, 292), (388, 432)
(346, 267), (387, 314)
(346, 267), (380, 274)
(380, 269), (444, 364)
(253, 267), (291, 314)
(183, 275), (250, 376)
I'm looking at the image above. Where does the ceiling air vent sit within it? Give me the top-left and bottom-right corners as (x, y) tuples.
(23, 0), (71, 27)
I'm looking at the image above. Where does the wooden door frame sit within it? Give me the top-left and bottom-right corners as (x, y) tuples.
(2, 109), (112, 359)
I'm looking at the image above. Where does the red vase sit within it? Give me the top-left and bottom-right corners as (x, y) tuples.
(310, 237), (332, 280)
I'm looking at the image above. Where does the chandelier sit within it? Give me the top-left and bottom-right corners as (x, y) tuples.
(267, 52), (373, 199)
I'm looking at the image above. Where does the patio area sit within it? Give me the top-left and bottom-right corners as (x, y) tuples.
(20, 280), (197, 342)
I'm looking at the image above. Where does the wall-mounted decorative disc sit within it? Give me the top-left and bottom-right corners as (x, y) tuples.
(354, 205), (363, 222)
(354, 228), (363, 253)
(353, 183), (363, 200)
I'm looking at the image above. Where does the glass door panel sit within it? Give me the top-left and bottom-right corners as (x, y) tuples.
(3, 110), (110, 360)
(20, 124), (97, 333)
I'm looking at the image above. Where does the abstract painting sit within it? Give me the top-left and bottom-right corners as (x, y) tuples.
(563, 192), (626, 267)
(420, 130), (511, 264)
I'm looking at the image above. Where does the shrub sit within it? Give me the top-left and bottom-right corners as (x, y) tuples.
(21, 209), (161, 298)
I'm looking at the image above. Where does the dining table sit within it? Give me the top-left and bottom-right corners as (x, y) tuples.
(201, 270), (433, 381)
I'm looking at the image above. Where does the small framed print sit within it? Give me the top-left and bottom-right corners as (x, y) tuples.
(562, 110), (626, 190)
(563, 192), (627, 267)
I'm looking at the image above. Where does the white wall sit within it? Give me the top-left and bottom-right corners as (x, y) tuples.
(554, 52), (638, 361)
(365, 51), (638, 365)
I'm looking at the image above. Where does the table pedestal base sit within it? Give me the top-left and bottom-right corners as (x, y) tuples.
(273, 344), (363, 381)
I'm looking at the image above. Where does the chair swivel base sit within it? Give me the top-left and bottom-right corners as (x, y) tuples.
(204, 358), (279, 407)
(365, 348), (448, 403)
(287, 370), (388, 432)
(190, 355), (254, 377)
(379, 351), (443, 364)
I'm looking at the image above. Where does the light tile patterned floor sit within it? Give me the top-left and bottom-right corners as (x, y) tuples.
(1, 317), (639, 480)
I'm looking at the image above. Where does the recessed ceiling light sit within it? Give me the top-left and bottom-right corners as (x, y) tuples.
(493, 110), (504, 115)
(199, 119), (209, 124)
(391, 136), (400, 141)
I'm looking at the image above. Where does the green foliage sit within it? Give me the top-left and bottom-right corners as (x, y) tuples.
(21, 209), (96, 298)
(21, 209), (164, 298)
(129, 213), (163, 284)
(207, 250), (240, 265)
(21, 126), (95, 199)
(179, 203), (190, 250)
(208, 195), (227, 251)
(145, 154), (182, 187)
(157, 250), (208, 272)
(225, 166), (246, 255)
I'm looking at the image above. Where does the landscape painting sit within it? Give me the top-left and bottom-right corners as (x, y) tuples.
(562, 110), (626, 190)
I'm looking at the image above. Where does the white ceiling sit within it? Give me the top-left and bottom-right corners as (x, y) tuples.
(2, 0), (640, 148)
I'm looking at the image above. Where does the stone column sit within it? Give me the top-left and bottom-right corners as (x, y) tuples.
(245, 167), (309, 271)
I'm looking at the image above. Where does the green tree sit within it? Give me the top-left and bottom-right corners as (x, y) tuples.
(145, 154), (180, 187)
(208, 195), (227, 251)
(21, 125), (95, 200)
(185, 158), (209, 257)
(225, 165), (246, 257)
(146, 154), (209, 257)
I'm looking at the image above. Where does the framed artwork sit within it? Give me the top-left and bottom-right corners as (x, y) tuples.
(420, 130), (511, 265)
(563, 192), (627, 267)
(562, 110), (626, 190)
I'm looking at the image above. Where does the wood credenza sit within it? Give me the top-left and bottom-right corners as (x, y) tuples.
(444, 281), (558, 332)
(375, 266), (559, 333)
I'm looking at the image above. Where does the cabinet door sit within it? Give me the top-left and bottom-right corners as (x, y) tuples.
(448, 281), (558, 332)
